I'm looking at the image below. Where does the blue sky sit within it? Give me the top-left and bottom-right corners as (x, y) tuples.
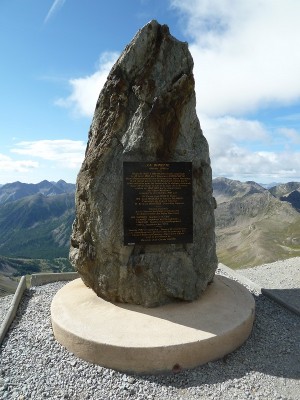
(1, 0), (300, 184)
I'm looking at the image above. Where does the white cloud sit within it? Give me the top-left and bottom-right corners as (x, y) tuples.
(201, 115), (269, 159)
(203, 116), (300, 182)
(212, 146), (300, 182)
(44, 0), (66, 24)
(171, 0), (300, 116)
(56, 52), (119, 117)
(11, 140), (86, 169)
(50, 2), (300, 183)
(0, 140), (84, 183)
(168, 0), (300, 182)
(0, 154), (38, 173)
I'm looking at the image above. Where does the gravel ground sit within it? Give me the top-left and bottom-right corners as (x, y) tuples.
(238, 257), (300, 315)
(239, 257), (300, 289)
(0, 295), (14, 327)
(0, 263), (299, 400)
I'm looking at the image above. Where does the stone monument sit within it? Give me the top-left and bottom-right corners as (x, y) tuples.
(51, 21), (255, 373)
(69, 20), (218, 307)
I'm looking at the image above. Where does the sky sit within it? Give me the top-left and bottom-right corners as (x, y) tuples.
(0, 0), (300, 185)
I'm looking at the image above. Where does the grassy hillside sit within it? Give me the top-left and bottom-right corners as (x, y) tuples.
(0, 192), (75, 258)
(0, 274), (18, 297)
(0, 255), (73, 297)
(0, 182), (76, 296)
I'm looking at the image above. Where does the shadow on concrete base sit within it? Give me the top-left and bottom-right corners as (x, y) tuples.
(51, 276), (255, 374)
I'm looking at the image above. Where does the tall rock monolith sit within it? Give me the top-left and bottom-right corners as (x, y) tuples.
(70, 20), (218, 307)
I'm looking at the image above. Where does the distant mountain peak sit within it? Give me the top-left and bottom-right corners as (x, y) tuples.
(0, 180), (75, 205)
(213, 177), (266, 204)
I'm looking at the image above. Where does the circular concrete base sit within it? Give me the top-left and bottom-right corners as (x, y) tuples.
(51, 276), (255, 374)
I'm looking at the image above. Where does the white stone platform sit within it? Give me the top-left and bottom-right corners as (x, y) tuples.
(51, 276), (255, 374)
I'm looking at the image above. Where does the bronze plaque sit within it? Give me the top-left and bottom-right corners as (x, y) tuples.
(123, 162), (193, 245)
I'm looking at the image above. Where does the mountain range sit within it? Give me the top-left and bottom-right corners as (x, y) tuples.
(0, 178), (300, 295)
(0, 180), (75, 258)
(213, 178), (300, 268)
(0, 179), (75, 205)
(0, 180), (75, 296)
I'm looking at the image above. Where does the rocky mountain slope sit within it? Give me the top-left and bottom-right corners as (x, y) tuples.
(0, 192), (75, 258)
(0, 180), (75, 296)
(213, 178), (300, 268)
(269, 181), (300, 211)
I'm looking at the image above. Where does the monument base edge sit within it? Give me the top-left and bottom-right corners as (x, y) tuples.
(51, 276), (255, 374)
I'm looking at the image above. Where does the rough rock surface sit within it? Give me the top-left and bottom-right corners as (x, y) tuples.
(70, 20), (218, 307)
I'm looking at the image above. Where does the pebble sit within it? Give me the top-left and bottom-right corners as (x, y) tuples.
(0, 263), (300, 399)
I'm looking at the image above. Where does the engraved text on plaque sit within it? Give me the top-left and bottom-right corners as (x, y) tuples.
(123, 162), (193, 245)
